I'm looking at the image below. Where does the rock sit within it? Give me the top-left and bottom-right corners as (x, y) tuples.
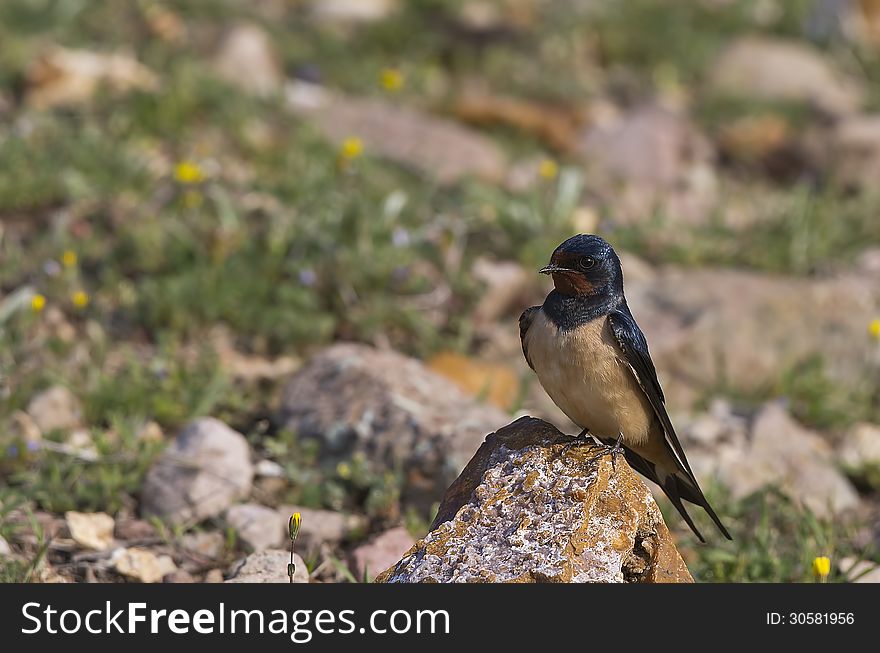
(7, 411), (42, 445)
(717, 403), (859, 517)
(226, 503), (284, 552)
(213, 24), (282, 97)
(427, 352), (520, 410)
(65, 511), (115, 551)
(829, 114), (880, 189)
(276, 505), (365, 552)
(114, 517), (158, 541)
(26, 386), (82, 433)
(471, 258), (533, 325)
(112, 547), (177, 583)
(25, 47), (159, 110)
(204, 569), (225, 583)
(255, 459), (286, 478)
(288, 88), (506, 185)
(163, 570), (195, 583)
(624, 266), (880, 407)
(350, 527), (416, 582)
(225, 549), (308, 583)
(376, 417), (693, 583)
(136, 420), (164, 443)
(708, 36), (863, 116)
(181, 531), (226, 559)
(576, 105), (717, 226)
(309, 0), (399, 24)
(279, 344), (509, 507)
(841, 557), (880, 582)
(140, 418), (254, 524)
(839, 422), (880, 470)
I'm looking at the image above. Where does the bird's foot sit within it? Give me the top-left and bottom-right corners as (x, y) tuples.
(587, 432), (625, 470)
(556, 428), (593, 459)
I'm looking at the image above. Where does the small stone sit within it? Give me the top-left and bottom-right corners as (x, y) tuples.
(351, 527), (416, 582)
(309, 0), (399, 24)
(140, 418), (254, 524)
(213, 24), (282, 96)
(840, 556), (880, 583)
(114, 518), (158, 542)
(226, 503), (284, 552)
(279, 344), (509, 508)
(225, 549), (308, 584)
(25, 47), (159, 110)
(202, 569), (225, 583)
(26, 386), (82, 433)
(708, 36), (863, 116)
(163, 570), (195, 583)
(718, 403), (859, 518)
(203, 568), (225, 583)
(255, 459), (286, 478)
(65, 511), (115, 551)
(181, 531), (225, 559)
(136, 420), (164, 443)
(839, 423), (880, 470)
(112, 547), (177, 583)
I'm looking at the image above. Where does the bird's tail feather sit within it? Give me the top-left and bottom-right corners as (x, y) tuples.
(670, 468), (733, 541)
(662, 475), (706, 544)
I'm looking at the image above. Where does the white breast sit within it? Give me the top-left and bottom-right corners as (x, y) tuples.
(524, 309), (654, 444)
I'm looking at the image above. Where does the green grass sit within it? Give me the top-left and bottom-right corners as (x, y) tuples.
(675, 488), (876, 583)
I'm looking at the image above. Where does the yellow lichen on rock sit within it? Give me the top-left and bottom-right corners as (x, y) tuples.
(376, 417), (693, 583)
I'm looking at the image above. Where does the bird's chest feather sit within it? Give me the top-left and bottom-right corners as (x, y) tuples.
(525, 309), (652, 441)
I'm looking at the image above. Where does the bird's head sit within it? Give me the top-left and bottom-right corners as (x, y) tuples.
(540, 234), (623, 298)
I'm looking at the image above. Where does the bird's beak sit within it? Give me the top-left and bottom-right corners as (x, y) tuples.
(539, 263), (571, 275)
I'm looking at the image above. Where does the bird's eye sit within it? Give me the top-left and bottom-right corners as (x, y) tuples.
(578, 256), (596, 271)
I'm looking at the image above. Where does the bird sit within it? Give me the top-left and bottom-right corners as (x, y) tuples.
(519, 234), (731, 543)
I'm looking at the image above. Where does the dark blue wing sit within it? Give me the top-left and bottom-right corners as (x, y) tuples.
(606, 305), (693, 476)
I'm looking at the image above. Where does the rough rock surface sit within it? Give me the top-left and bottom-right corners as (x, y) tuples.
(213, 24), (282, 96)
(226, 549), (308, 584)
(350, 527), (416, 582)
(577, 105), (717, 226)
(376, 417), (693, 583)
(279, 343), (509, 507)
(225, 503), (284, 552)
(287, 86), (506, 185)
(26, 385), (82, 433)
(624, 266), (880, 407)
(141, 418), (254, 524)
(687, 402), (859, 518)
(709, 36), (864, 115)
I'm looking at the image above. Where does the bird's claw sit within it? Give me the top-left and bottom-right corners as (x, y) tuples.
(556, 428), (593, 459)
(587, 432), (625, 470)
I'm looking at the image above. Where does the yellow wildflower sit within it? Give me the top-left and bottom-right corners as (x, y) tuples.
(173, 160), (204, 184)
(380, 68), (404, 92)
(870, 318), (880, 341)
(288, 512), (302, 541)
(71, 291), (89, 308)
(336, 461), (352, 479)
(31, 294), (46, 313)
(812, 556), (831, 582)
(61, 250), (78, 268)
(340, 137), (364, 160)
(539, 158), (559, 180)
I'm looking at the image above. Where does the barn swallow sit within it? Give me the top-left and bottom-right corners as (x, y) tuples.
(520, 234), (731, 542)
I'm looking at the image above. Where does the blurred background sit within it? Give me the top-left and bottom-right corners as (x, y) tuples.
(1, 0), (880, 583)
